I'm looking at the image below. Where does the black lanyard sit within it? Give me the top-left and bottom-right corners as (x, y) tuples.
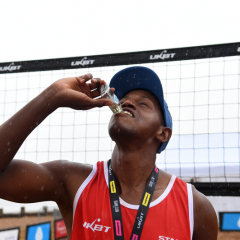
(108, 160), (159, 240)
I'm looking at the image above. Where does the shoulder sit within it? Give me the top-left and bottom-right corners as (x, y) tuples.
(41, 160), (93, 181)
(41, 160), (94, 185)
(191, 185), (218, 240)
(41, 160), (94, 200)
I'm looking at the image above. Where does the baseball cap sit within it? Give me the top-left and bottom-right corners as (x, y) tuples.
(109, 66), (172, 153)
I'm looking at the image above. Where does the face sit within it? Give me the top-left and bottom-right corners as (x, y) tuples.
(108, 89), (164, 149)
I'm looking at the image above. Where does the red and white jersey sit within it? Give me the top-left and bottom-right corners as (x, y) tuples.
(71, 161), (194, 240)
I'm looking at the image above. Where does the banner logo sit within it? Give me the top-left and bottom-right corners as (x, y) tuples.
(142, 192), (151, 206)
(0, 63), (22, 72)
(150, 50), (176, 60)
(71, 57), (95, 66)
(110, 181), (116, 193)
(35, 227), (43, 240)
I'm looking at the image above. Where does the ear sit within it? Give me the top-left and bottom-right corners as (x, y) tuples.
(155, 126), (172, 144)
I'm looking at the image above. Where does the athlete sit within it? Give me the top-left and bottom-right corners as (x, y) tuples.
(0, 66), (218, 240)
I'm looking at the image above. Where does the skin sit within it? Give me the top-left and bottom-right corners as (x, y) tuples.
(0, 74), (218, 240)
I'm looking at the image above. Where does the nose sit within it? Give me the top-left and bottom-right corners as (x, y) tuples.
(121, 99), (136, 110)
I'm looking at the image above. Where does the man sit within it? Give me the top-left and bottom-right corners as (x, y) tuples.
(0, 66), (218, 240)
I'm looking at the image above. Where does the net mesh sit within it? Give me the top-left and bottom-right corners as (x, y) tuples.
(0, 54), (239, 183)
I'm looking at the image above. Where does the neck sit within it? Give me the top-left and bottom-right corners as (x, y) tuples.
(111, 145), (156, 197)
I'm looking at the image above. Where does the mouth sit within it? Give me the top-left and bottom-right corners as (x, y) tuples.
(122, 108), (134, 117)
(123, 111), (133, 117)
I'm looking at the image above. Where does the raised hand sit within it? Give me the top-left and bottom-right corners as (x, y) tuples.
(0, 73), (113, 172)
(52, 73), (113, 110)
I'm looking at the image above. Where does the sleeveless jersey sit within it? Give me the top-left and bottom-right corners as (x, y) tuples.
(71, 161), (194, 240)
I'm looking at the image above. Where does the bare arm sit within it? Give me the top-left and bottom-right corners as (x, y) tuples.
(0, 74), (113, 204)
(192, 186), (218, 240)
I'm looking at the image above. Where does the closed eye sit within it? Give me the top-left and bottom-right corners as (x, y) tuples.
(140, 102), (148, 106)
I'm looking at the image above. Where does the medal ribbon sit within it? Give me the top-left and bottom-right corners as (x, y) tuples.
(108, 160), (159, 240)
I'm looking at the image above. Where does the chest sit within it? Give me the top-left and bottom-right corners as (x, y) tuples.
(71, 185), (190, 240)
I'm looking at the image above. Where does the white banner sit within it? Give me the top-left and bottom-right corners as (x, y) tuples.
(0, 228), (19, 240)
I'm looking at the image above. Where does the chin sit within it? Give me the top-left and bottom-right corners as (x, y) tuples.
(108, 119), (139, 142)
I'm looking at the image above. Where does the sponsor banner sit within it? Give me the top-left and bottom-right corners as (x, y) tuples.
(26, 222), (51, 240)
(219, 212), (240, 231)
(0, 42), (240, 74)
(192, 182), (240, 196)
(0, 227), (20, 240)
(55, 219), (67, 239)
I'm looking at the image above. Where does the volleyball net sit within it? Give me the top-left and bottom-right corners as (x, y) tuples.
(0, 42), (240, 196)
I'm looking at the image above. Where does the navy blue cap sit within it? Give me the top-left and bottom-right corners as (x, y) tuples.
(109, 66), (172, 153)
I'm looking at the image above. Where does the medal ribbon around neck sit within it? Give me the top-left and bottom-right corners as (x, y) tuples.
(108, 160), (159, 240)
